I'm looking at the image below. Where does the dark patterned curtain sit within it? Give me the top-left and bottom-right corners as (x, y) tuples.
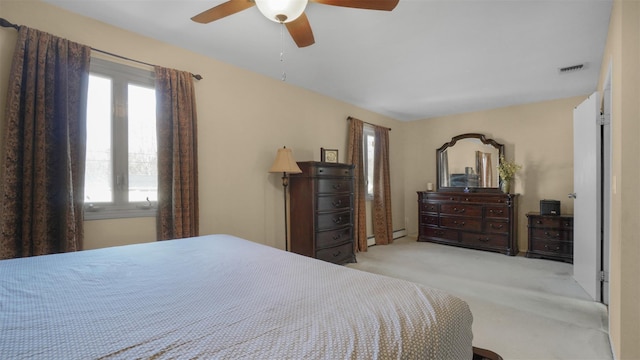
(155, 67), (199, 240)
(0, 27), (90, 259)
(347, 117), (367, 252)
(373, 126), (393, 245)
(476, 151), (493, 187)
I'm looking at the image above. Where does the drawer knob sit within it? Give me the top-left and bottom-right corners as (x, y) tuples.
(453, 220), (466, 227)
(544, 244), (561, 252)
(332, 233), (342, 240)
(453, 207), (465, 213)
(490, 224), (504, 230)
(332, 216), (344, 224)
(332, 250), (342, 257)
(332, 200), (343, 207)
(478, 237), (490, 243)
(489, 209), (504, 215)
(332, 184), (342, 190)
(544, 231), (560, 238)
(536, 220), (543, 225)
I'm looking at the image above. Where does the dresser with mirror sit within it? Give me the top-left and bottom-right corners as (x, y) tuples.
(418, 133), (519, 255)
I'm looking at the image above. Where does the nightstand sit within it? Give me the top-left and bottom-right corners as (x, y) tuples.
(526, 212), (573, 263)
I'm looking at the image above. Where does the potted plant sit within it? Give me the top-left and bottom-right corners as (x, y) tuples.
(497, 155), (522, 193)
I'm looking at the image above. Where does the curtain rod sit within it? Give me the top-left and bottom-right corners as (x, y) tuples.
(0, 17), (203, 80)
(347, 116), (392, 131)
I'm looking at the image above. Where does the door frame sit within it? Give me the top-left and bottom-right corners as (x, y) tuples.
(600, 61), (612, 305)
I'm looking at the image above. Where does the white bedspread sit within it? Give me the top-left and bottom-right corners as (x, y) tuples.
(0, 234), (473, 359)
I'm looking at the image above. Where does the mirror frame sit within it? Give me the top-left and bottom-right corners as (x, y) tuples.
(436, 133), (505, 193)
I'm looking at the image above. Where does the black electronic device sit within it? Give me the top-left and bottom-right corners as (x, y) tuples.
(540, 200), (561, 216)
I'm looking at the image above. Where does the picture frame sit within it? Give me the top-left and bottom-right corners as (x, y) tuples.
(321, 148), (339, 163)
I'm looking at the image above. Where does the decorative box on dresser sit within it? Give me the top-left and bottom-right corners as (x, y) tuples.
(289, 162), (356, 265)
(526, 212), (574, 263)
(417, 191), (519, 256)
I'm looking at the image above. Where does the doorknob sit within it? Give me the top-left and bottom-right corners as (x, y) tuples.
(568, 193), (577, 199)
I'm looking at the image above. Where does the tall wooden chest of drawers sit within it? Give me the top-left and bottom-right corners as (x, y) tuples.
(417, 191), (519, 256)
(289, 162), (356, 265)
(526, 212), (574, 263)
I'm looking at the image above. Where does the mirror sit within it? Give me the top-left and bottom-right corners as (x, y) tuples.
(437, 133), (504, 192)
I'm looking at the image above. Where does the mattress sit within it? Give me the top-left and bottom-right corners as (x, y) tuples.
(0, 234), (473, 359)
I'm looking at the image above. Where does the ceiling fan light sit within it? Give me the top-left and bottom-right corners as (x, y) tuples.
(255, 0), (308, 23)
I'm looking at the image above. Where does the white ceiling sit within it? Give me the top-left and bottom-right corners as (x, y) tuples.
(42, 0), (612, 121)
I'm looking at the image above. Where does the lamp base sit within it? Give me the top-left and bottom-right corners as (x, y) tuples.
(282, 172), (289, 251)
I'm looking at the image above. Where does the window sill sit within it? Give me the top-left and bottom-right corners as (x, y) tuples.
(84, 207), (157, 221)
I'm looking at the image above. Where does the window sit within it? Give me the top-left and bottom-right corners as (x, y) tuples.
(363, 125), (375, 200)
(84, 58), (157, 219)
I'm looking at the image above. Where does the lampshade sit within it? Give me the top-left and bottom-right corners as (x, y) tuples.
(255, 0), (308, 23)
(269, 147), (302, 174)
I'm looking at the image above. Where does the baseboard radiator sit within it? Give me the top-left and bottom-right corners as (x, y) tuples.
(367, 229), (407, 246)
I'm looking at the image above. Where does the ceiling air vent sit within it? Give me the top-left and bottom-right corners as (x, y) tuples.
(559, 64), (585, 74)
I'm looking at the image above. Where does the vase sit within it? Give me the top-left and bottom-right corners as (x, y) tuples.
(501, 180), (511, 194)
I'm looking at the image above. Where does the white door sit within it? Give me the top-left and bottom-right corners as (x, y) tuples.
(572, 92), (601, 301)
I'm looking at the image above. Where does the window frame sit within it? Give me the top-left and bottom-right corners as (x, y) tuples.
(84, 58), (158, 220)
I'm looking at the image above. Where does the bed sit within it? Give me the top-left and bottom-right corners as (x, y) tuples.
(0, 234), (473, 359)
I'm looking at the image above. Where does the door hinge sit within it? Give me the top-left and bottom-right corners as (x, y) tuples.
(599, 113), (610, 126)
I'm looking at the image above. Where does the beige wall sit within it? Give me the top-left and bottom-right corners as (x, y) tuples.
(0, 1), (406, 251)
(597, 0), (640, 358)
(2, 1), (639, 357)
(403, 96), (585, 252)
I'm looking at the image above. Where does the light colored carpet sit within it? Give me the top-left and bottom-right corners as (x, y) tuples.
(346, 237), (612, 360)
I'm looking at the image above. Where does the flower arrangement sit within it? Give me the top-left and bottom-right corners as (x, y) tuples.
(497, 155), (522, 181)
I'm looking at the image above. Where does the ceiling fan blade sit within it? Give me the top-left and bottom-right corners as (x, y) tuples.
(191, 0), (255, 24)
(310, 0), (399, 11)
(286, 13), (315, 48)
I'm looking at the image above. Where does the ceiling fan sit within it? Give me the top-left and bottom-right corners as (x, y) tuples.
(191, 0), (400, 48)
